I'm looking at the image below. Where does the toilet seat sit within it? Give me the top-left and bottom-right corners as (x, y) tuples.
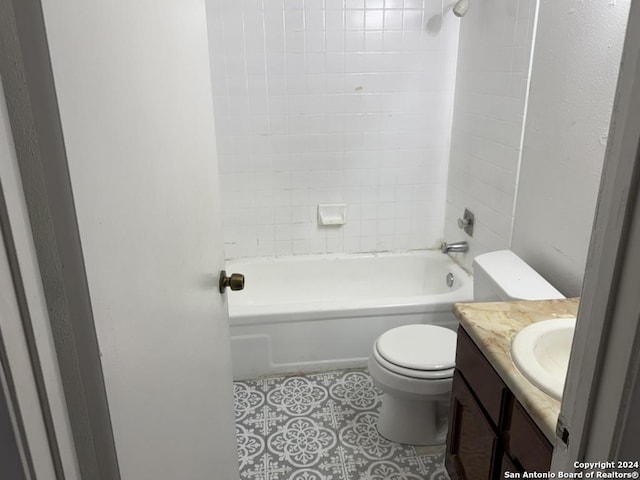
(373, 325), (457, 380)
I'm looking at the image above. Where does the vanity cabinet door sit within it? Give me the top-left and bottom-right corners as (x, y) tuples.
(446, 371), (500, 480)
(500, 453), (522, 477)
(505, 401), (553, 473)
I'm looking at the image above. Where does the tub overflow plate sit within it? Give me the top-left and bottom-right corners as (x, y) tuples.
(446, 273), (454, 288)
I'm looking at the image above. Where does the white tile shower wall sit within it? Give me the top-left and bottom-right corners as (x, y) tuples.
(206, 0), (459, 258)
(443, 0), (537, 270)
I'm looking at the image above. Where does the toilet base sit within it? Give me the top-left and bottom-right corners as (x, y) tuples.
(376, 394), (449, 445)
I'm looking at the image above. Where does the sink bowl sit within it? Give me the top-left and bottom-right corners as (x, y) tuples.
(511, 318), (576, 400)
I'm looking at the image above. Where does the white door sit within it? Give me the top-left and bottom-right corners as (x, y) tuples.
(38, 1), (239, 479)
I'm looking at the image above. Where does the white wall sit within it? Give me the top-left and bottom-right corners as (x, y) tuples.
(444, 0), (538, 270)
(207, 0), (459, 258)
(511, 0), (630, 296)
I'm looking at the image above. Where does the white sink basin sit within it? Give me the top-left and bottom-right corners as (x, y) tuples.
(511, 318), (576, 401)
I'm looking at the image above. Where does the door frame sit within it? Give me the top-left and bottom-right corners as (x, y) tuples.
(0, 0), (120, 478)
(0, 186), (37, 480)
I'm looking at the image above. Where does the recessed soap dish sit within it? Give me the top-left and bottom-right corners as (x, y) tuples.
(317, 204), (346, 226)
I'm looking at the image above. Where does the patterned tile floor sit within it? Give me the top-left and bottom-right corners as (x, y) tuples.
(233, 369), (450, 480)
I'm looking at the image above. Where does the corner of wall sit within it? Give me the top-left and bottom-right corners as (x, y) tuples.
(444, 0), (539, 272)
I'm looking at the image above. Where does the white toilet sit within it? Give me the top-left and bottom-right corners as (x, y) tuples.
(367, 250), (565, 445)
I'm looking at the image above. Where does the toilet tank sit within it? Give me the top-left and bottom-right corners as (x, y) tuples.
(473, 250), (565, 302)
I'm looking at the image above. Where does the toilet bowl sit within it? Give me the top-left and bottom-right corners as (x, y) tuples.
(368, 250), (565, 445)
(368, 324), (456, 445)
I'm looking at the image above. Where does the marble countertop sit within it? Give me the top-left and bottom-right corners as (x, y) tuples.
(453, 298), (579, 444)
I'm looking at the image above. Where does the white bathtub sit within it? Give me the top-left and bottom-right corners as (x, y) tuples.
(226, 250), (473, 379)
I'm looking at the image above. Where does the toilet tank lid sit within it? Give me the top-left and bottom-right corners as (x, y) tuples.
(473, 250), (565, 300)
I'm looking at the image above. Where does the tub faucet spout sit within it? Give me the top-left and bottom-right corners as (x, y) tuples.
(441, 241), (469, 253)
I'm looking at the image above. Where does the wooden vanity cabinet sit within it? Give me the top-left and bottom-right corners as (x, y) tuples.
(446, 327), (553, 480)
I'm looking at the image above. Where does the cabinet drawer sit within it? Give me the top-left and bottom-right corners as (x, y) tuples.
(456, 328), (508, 428)
(505, 401), (552, 473)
